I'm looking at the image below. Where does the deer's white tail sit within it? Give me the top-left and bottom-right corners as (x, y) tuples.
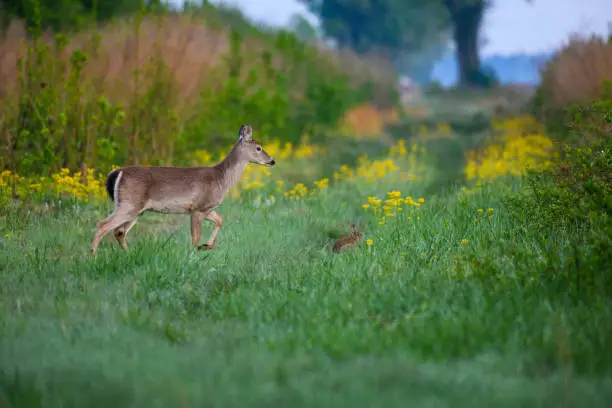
(105, 169), (123, 203)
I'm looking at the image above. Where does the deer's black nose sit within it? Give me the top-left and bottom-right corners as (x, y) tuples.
(269, 159), (276, 166)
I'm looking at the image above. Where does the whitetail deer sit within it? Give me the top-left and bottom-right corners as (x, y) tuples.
(91, 124), (275, 256)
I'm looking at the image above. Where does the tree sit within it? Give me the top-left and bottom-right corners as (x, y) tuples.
(300, 0), (447, 53)
(301, 0), (533, 87)
(442, 0), (488, 86)
(297, 0), (450, 82)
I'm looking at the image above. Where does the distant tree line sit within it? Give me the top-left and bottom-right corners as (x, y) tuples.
(297, 0), (531, 87)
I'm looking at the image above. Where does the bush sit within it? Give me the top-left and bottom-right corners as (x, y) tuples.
(506, 97), (612, 293)
(532, 34), (612, 140)
(510, 32), (612, 292)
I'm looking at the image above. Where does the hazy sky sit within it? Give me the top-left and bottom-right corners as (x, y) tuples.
(174, 0), (612, 56)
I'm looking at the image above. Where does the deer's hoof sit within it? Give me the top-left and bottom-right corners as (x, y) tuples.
(198, 243), (214, 250)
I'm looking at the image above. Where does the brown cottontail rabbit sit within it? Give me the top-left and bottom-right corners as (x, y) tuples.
(332, 223), (363, 253)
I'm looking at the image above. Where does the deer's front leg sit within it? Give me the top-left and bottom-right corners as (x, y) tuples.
(190, 211), (204, 248)
(197, 210), (223, 250)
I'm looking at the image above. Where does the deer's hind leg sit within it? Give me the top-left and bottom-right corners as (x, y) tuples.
(92, 208), (139, 256)
(114, 218), (138, 250)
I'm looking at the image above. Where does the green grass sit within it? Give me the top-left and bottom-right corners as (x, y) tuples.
(1, 140), (612, 407)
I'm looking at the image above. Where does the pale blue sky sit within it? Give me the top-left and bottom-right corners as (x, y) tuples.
(173, 0), (612, 56)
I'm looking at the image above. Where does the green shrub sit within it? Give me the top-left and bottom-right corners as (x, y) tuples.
(177, 28), (368, 156)
(505, 131), (612, 293)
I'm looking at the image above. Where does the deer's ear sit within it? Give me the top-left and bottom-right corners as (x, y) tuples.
(238, 124), (253, 143)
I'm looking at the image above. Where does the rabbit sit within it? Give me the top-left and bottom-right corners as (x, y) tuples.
(332, 223), (363, 253)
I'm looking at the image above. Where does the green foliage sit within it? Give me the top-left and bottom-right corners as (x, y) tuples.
(505, 142), (612, 294)
(0, 0), (164, 31)
(0, 15), (181, 174)
(178, 28), (367, 156)
(534, 80), (612, 145)
(506, 93), (612, 294)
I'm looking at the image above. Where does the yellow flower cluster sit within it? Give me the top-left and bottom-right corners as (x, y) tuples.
(193, 138), (321, 168)
(354, 156), (399, 183)
(284, 183), (309, 199)
(313, 178), (329, 190)
(256, 139), (321, 161)
(389, 139), (426, 157)
(362, 191), (425, 225)
(331, 139), (426, 184)
(51, 168), (107, 202)
(283, 177), (329, 200)
(473, 207), (495, 222)
(0, 170), (30, 202)
(334, 164), (354, 181)
(239, 165), (272, 192)
(1, 168), (107, 204)
(464, 115), (556, 181)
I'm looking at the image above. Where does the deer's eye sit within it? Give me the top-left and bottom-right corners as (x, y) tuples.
(256, 146), (262, 152)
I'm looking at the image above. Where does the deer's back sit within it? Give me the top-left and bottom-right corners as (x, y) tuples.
(118, 166), (223, 214)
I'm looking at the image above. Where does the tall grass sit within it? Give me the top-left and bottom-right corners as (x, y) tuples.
(533, 33), (612, 142)
(538, 34), (612, 107)
(0, 6), (398, 177)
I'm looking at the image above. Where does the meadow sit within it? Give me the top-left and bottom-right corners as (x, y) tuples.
(1, 113), (612, 407)
(1, 4), (612, 405)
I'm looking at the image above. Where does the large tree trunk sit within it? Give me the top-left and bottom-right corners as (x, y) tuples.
(444, 0), (485, 87)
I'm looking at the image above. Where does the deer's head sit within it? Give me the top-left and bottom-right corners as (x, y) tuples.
(237, 124), (275, 167)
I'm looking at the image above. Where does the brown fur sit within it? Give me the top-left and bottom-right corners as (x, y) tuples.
(91, 124), (275, 255)
(332, 224), (363, 253)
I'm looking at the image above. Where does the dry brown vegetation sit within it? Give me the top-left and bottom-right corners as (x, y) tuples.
(538, 34), (612, 107)
(340, 102), (398, 138)
(0, 10), (400, 173)
(0, 14), (225, 105)
(0, 12), (396, 110)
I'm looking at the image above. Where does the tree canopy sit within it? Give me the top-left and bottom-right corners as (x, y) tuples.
(297, 0), (451, 83)
(299, 0), (527, 87)
(298, 0), (448, 54)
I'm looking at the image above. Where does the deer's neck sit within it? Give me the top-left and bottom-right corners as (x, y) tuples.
(215, 144), (248, 193)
